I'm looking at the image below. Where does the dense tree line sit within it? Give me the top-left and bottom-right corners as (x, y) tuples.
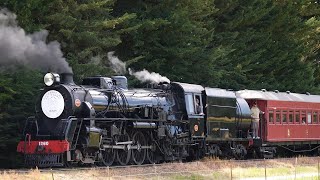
(0, 0), (319, 167)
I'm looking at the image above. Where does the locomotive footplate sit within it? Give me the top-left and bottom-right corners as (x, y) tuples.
(24, 153), (64, 167)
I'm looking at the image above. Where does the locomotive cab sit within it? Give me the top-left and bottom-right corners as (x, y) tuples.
(170, 82), (206, 138)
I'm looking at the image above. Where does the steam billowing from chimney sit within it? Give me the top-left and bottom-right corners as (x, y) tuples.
(0, 9), (72, 73)
(107, 52), (170, 84)
(128, 68), (170, 84)
(107, 51), (126, 74)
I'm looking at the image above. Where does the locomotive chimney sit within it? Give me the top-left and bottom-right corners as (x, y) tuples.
(60, 73), (75, 85)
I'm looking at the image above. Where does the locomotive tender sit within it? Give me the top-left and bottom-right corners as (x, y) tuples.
(17, 73), (320, 167)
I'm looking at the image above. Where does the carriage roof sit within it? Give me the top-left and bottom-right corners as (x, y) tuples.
(236, 89), (320, 103)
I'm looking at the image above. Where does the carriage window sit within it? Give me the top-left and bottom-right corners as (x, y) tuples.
(282, 110), (287, 123)
(301, 111), (306, 124)
(269, 110), (274, 123)
(276, 111), (281, 123)
(307, 112), (312, 124)
(289, 111), (293, 123)
(313, 112), (318, 124)
(295, 111), (300, 123)
(185, 94), (195, 114)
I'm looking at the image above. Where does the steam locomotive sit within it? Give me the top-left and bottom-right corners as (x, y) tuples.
(17, 72), (320, 167)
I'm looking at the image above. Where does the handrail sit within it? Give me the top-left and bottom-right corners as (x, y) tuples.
(63, 116), (77, 140)
(23, 116), (37, 136)
(69, 117), (167, 122)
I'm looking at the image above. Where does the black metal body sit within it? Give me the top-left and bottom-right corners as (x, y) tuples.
(20, 74), (258, 167)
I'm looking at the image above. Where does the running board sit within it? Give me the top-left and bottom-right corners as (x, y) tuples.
(102, 144), (152, 150)
(116, 141), (132, 145)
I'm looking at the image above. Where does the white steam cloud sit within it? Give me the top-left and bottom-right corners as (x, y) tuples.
(107, 51), (126, 74)
(0, 9), (72, 73)
(107, 52), (170, 84)
(128, 68), (170, 84)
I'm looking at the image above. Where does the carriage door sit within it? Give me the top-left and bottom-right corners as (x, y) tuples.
(185, 93), (205, 137)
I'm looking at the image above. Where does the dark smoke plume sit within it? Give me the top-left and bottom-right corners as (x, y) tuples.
(0, 9), (72, 73)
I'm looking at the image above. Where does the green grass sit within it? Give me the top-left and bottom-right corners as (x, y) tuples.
(295, 176), (319, 180)
(169, 165), (319, 180)
(230, 165), (318, 178)
(296, 165), (318, 173)
(172, 174), (206, 180)
(171, 173), (231, 180)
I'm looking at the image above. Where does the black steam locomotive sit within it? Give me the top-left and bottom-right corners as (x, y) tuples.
(17, 72), (255, 167)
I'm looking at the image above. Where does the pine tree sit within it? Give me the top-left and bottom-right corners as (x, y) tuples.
(206, 0), (319, 92)
(41, 0), (136, 81)
(298, 0), (320, 92)
(0, 68), (42, 167)
(114, 0), (217, 86)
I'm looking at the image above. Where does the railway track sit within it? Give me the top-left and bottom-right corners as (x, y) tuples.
(3, 163), (165, 174)
(2, 156), (320, 174)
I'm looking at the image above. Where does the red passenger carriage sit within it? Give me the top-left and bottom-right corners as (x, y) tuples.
(237, 89), (320, 156)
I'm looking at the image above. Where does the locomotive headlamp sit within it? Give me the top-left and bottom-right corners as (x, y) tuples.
(44, 73), (60, 86)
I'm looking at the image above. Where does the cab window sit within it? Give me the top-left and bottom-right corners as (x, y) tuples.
(185, 94), (195, 114)
(194, 95), (203, 114)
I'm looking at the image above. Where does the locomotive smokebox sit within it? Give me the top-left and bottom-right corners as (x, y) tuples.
(60, 73), (75, 85)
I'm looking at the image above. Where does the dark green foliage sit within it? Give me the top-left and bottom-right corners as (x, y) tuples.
(199, 0), (320, 92)
(115, 0), (217, 86)
(0, 68), (42, 168)
(41, 0), (136, 76)
(0, 0), (48, 32)
(114, 0), (320, 92)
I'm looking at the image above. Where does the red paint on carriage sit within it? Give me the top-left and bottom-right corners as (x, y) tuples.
(254, 100), (320, 142)
(237, 89), (320, 143)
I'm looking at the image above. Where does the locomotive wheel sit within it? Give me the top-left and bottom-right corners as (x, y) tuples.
(99, 148), (115, 166)
(163, 140), (173, 157)
(248, 147), (261, 159)
(252, 149), (258, 159)
(209, 144), (221, 158)
(131, 131), (147, 165)
(116, 133), (131, 165)
(147, 143), (157, 164)
(234, 144), (247, 160)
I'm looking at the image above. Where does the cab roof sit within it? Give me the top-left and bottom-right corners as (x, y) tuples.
(171, 82), (204, 93)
